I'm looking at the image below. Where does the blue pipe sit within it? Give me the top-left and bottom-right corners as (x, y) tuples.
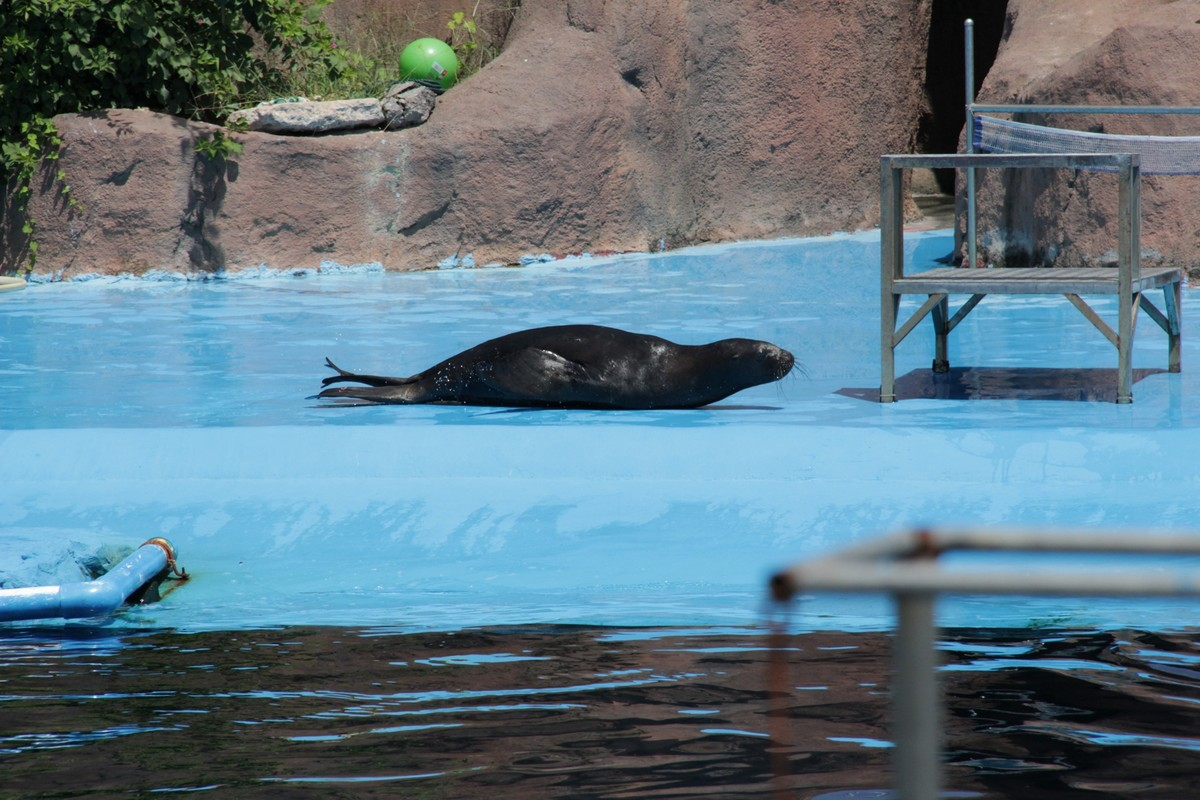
(0, 538), (181, 622)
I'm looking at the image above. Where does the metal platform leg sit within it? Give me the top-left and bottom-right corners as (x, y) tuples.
(1117, 294), (1134, 404)
(1167, 280), (1182, 373)
(931, 296), (951, 373)
(880, 158), (904, 403)
(1116, 155), (1140, 404)
(882, 294), (899, 402)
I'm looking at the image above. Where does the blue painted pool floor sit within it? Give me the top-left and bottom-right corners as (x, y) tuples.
(4, 229), (1200, 632)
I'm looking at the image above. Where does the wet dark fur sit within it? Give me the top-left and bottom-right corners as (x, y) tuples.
(317, 324), (795, 409)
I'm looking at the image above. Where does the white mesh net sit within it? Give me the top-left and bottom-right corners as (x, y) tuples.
(973, 115), (1200, 175)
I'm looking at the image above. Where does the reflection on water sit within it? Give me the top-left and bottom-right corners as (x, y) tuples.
(2, 626), (1200, 798)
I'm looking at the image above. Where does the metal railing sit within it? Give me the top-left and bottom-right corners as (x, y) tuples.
(769, 527), (1200, 800)
(962, 18), (1200, 273)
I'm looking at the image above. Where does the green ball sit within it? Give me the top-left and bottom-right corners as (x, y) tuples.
(399, 38), (460, 90)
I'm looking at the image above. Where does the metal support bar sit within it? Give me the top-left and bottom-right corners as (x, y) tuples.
(886, 153), (1138, 170)
(964, 18), (978, 273)
(893, 592), (940, 800)
(1063, 293), (1119, 347)
(1140, 293), (1172, 335)
(944, 293), (985, 334)
(893, 293), (947, 347)
(971, 103), (1200, 116)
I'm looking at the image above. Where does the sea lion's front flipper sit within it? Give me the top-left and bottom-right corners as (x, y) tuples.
(481, 347), (592, 403)
(321, 357), (419, 388)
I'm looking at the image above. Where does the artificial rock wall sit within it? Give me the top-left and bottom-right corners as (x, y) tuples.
(12, 0), (1197, 278)
(3, 0), (932, 276)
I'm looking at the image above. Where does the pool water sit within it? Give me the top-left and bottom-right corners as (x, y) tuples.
(4, 229), (1200, 797)
(3, 625), (1200, 798)
(5, 230), (1200, 632)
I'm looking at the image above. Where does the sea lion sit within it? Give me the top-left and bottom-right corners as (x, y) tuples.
(317, 324), (794, 409)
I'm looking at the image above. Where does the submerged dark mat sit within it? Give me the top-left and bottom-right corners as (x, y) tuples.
(839, 367), (1168, 402)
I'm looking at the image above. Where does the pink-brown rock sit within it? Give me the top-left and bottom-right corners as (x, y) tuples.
(228, 98), (386, 134)
(381, 83), (438, 130)
(960, 0), (1200, 275)
(5, 0), (934, 276)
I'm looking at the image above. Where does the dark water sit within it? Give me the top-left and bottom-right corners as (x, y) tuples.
(2, 625), (1200, 799)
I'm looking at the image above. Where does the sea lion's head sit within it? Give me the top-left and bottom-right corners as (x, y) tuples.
(708, 338), (796, 387)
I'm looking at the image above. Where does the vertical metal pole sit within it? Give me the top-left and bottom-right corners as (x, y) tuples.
(881, 158), (903, 402)
(964, 19), (978, 269)
(931, 296), (950, 372)
(893, 591), (941, 800)
(1116, 154), (1139, 403)
(1167, 279), (1182, 373)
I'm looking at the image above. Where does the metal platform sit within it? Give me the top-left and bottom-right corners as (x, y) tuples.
(893, 265), (1181, 295)
(880, 152), (1183, 404)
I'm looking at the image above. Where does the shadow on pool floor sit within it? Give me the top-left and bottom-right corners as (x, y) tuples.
(837, 367), (1169, 403)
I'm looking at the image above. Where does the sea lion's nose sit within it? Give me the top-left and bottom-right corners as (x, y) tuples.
(773, 347), (796, 377)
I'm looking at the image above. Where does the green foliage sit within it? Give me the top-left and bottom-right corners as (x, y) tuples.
(273, 42), (400, 103)
(314, 2), (418, 100)
(0, 0), (520, 271)
(0, 0), (352, 269)
(446, 10), (479, 62)
(445, 4), (518, 79)
(0, 0), (349, 184)
(2, 116), (68, 269)
(1, 0), (346, 125)
(194, 129), (245, 161)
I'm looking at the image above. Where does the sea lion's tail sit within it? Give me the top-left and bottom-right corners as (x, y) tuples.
(321, 358), (417, 388)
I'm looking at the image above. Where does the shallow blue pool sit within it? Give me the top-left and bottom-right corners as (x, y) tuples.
(4, 229), (1200, 633)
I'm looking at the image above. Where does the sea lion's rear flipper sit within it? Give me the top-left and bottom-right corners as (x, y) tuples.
(481, 347), (592, 403)
(321, 357), (418, 388)
(315, 384), (421, 404)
